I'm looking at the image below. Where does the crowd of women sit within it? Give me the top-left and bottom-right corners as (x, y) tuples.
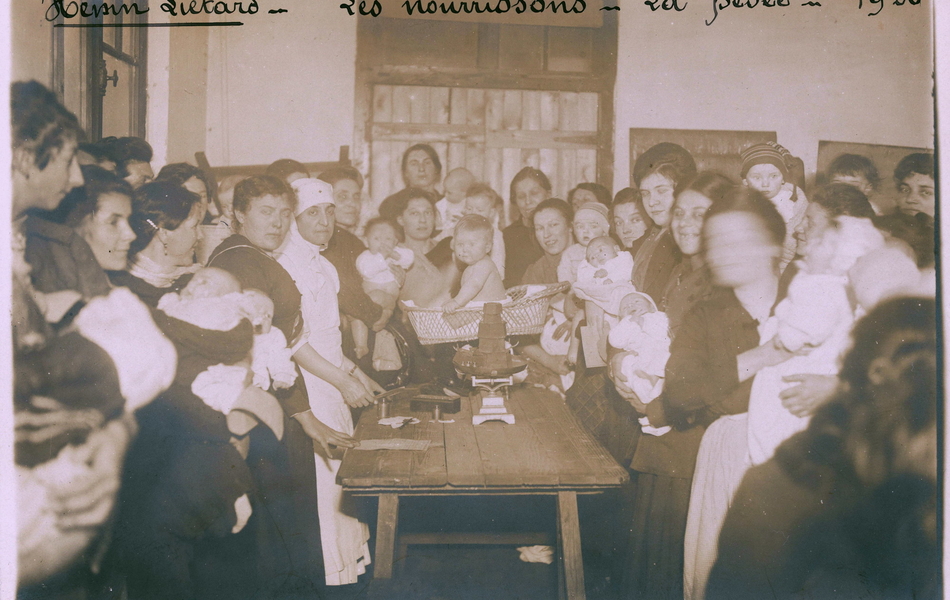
(12, 78), (938, 600)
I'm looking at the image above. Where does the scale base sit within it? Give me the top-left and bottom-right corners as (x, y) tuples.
(472, 391), (515, 425)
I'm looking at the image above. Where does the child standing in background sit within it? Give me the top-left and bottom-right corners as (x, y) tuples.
(463, 183), (506, 281)
(740, 142), (809, 270)
(436, 168), (475, 240)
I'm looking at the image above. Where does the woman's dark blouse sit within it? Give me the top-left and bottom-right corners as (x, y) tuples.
(323, 226), (383, 327)
(107, 269), (194, 307)
(503, 220), (542, 288)
(25, 214), (112, 299)
(633, 226), (682, 303)
(630, 287), (759, 477)
(207, 234), (308, 415)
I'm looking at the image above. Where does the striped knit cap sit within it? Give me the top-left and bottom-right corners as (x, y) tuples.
(740, 142), (790, 179)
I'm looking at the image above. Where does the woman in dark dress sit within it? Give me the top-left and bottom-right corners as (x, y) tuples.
(615, 184), (790, 600)
(504, 167), (550, 287)
(630, 143), (697, 303)
(107, 180), (204, 305)
(518, 198), (574, 389)
(208, 175), (355, 598)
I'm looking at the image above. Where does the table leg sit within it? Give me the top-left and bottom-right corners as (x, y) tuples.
(557, 491), (585, 600)
(375, 494), (399, 579)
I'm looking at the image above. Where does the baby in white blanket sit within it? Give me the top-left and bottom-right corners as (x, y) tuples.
(576, 236), (635, 288)
(353, 218), (415, 358)
(158, 268), (297, 414)
(608, 291), (672, 436)
(747, 216), (884, 465)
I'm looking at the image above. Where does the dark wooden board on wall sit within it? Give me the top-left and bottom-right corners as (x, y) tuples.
(816, 140), (932, 215)
(629, 128), (777, 187)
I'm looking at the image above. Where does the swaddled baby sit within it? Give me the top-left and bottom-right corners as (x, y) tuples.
(747, 216), (884, 465)
(576, 236), (634, 288)
(158, 268), (297, 414)
(607, 292), (671, 435)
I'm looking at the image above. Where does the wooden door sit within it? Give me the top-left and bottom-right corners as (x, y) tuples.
(369, 85), (599, 227)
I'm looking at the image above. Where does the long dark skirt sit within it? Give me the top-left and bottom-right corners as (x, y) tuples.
(622, 472), (692, 600)
(245, 415), (324, 599)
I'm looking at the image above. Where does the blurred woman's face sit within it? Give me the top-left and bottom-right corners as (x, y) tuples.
(183, 176), (209, 220)
(638, 173), (676, 227)
(77, 192), (136, 270)
(404, 149), (439, 191)
(703, 211), (778, 288)
(235, 194), (293, 252)
(534, 208), (572, 256)
(795, 202), (832, 256)
(162, 203), (203, 266)
(514, 177), (548, 223)
(612, 202), (648, 249)
(398, 197), (435, 241)
(671, 190), (713, 257)
(332, 178), (362, 229)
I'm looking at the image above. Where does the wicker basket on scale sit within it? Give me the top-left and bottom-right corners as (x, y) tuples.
(400, 282), (570, 345)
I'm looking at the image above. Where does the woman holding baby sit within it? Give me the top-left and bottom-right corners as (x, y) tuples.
(615, 183), (793, 600)
(207, 175), (372, 594)
(107, 179), (204, 304)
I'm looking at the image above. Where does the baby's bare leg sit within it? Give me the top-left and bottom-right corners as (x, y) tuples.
(367, 289), (397, 311)
(351, 318), (370, 359)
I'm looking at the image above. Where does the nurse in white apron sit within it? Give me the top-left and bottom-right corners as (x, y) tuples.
(276, 178), (383, 586)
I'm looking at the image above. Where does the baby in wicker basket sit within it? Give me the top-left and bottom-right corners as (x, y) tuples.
(443, 215), (507, 313)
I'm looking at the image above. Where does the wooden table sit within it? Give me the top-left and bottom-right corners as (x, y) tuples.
(337, 386), (629, 600)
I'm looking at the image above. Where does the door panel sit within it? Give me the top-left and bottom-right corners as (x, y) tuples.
(369, 84), (600, 227)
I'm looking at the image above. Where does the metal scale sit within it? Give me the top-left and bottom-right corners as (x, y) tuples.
(452, 302), (526, 425)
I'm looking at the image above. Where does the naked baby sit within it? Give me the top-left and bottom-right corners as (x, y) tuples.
(443, 214), (507, 313)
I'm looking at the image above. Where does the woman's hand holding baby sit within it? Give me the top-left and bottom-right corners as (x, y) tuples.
(610, 352), (648, 414)
(780, 374), (839, 417)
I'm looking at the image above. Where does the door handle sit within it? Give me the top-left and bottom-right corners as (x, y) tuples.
(98, 59), (119, 96)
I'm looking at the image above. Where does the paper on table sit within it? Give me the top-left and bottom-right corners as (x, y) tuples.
(355, 438), (431, 451)
(378, 416), (421, 428)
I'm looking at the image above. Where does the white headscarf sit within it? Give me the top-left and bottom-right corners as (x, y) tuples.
(291, 177), (335, 215)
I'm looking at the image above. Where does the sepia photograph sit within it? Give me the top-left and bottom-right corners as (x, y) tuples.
(3, 0), (941, 598)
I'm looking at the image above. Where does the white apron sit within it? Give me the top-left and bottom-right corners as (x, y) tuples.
(277, 227), (371, 586)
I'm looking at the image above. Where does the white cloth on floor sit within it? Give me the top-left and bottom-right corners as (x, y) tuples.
(683, 413), (751, 600)
(576, 251), (634, 287)
(746, 272), (853, 466)
(275, 223), (371, 586)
